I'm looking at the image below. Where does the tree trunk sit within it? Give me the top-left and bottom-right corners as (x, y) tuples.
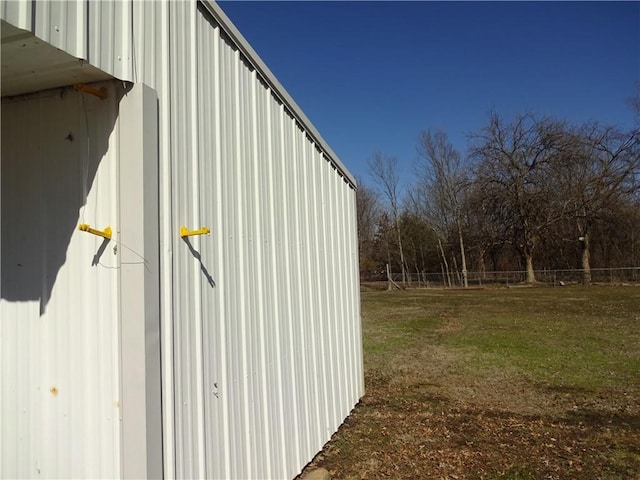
(438, 237), (452, 287)
(457, 221), (469, 288)
(581, 234), (592, 285)
(525, 253), (536, 284)
(477, 248), (486, 283)
(394, 219), (408, 286)
(386, 263), (401, 291)
(522, 229), (537, 284)
(451, 251), (461, 286)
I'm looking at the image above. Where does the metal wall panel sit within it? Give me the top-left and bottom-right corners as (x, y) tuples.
(34, 0), (86, 60)
(185, 9), (363, 478)
(1, 82), (123, 479)
(0, 0), (353, 185)
(85, 0), (132, 81)
(0, 0), (31, 30)
(0, 0), (133, 89)
(1, 1), (363, 478)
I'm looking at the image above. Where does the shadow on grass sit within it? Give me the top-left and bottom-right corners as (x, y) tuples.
(565, 409), (640, 430)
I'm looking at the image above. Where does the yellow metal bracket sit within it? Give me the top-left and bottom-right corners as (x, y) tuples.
(74, 83), (107, 99)
(78, 223), (112, 240)
(180, 226), (211, 238)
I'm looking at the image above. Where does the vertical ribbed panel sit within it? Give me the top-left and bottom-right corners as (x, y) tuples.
(182, 10), (363, 478)
(169, 2), (207, 478)
(0, 82), (122, 479)
(0, 0), (133, 83)
(0, 0), (31, 30)
(34, 0), (86, 60)
(0, 0), (354, 182)
(2, 1), (362, 478)
(86, 0), (132, 81)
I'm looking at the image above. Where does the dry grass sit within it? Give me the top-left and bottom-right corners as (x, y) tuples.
(300, 285), (640, 480)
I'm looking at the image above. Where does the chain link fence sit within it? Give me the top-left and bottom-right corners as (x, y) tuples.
(375, 267), (640, 288)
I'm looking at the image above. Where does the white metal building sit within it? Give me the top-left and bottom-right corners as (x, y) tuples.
(0, 1), (363, 478)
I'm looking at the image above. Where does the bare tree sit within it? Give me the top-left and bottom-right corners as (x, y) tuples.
(464, 181), (512, 279)
(415, 130), (470, 287)
(355, 177), (380, 279)
(408, 181), (452, 287)
(551, 123), (640, 283)
(470, 112), (565, 284)
(399, 211), (439, 286)
(368, 151), (409, 284)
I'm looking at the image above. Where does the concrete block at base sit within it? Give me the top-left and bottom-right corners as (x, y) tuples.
(300, 468), (331, 480)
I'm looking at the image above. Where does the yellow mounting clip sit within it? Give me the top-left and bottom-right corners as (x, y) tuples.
(74, 83), (107, 99)
(78, 223), (112, 240)
(180, 226), (211, 238)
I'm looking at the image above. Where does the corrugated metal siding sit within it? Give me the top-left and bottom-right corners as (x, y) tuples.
(1, 82), (122, 479)
(188, 11), (363, 478)
(0, 0), (31, 32)
(0, 0), (354, 186)
(1, 1), (133, 88)
(33, 1), (86, 60)
(1, 1), (363, 478)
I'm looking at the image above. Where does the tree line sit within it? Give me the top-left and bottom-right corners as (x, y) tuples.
(357, 109), (640, 286)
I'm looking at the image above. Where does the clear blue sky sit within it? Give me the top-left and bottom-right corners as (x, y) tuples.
(217, 1), (640, 188)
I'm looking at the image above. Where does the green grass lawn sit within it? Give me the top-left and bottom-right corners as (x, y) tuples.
(364, 286), (640, 392)
(302, 285), (640, 480)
